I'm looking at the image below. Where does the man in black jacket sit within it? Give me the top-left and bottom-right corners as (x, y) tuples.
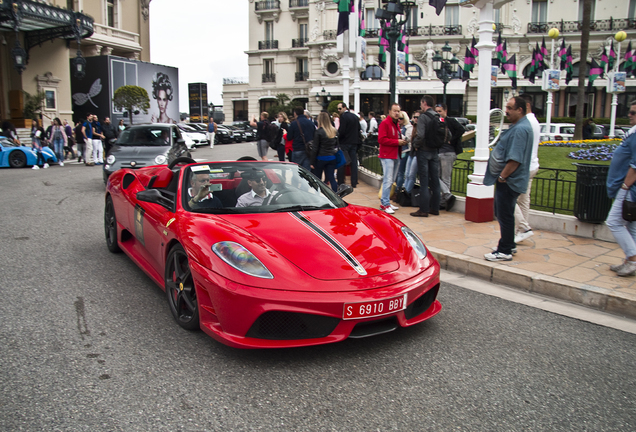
(336, 102), (361, 187)
(101, 117), (119, 157)
(435, 103), (465, 212)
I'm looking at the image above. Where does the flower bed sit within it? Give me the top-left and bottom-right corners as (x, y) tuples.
(540, 138), (621, 161)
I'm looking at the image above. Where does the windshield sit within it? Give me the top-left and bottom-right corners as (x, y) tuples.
(561, 127), (575, 134)
(183, 162), (347, 214)
(116, 127), (172, 146)
(178, 124), (197, 132)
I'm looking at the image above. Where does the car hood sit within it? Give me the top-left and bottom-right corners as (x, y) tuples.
(110, 145), (170, 158)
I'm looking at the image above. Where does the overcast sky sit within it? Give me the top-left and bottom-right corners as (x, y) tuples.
(149, 0), (250, 112)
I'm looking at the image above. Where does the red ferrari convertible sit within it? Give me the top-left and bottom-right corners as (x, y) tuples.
(104, 157), (441, 348)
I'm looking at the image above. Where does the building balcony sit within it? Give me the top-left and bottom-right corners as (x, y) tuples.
(289, 0), (309, 21)
(295, 72), (309, 81)
(262, 73), (276, 83)
(84, 23), (142, 57)
(364, 25), (462, 38)
(527, 18), (636, 34)
(259, 40), (279, 50)
(255, 1), (281, 24)
(292, 38), (309, 48)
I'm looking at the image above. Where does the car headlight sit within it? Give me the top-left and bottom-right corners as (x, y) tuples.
(401, 227), (427, 259)
(212, 241), (273, 279)
(155, 155), (167, 164)
(106, 154), (116, 164)
(219, 130), (228, 135)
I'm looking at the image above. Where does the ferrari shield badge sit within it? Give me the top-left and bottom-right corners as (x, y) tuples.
(134, 205), (145, 246)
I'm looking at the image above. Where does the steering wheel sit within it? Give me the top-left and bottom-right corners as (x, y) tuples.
(268, 188), (296, 205)
(168, 156), (196, 169)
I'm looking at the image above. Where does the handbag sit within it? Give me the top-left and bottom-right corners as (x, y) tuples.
(296, 120), (314, 157)
(623, 199), (636, 221)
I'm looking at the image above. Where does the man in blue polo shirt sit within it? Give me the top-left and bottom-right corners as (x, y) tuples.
(81, 112), (94, 166)
(207, 119), (216, 149)
(483, 96), (534, 262)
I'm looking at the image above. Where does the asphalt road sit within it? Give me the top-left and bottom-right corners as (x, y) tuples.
(1, 142), (635, 431)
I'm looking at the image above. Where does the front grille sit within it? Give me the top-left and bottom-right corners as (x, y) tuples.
(246, 311), (339, 340)
(404, 284), (439, 320)
(349, 317), (398, 338)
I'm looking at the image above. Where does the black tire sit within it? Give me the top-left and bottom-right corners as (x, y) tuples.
(165, 244), (199, 330)
(9, 151), (27, 168)
(104, 196), (121, 253)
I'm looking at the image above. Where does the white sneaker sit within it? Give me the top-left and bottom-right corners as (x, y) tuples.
(32, 165), (40, 170)
(59, 162), (64, 167)
(390, 204), (399, 211)
(484, 251), (513, 262)
(514, 230), (534, 243)
(610, 260), (627, 272)
(381, 205), (395, 214)
(492, 246), (517, 255)
(617, 260), (636, 277)
(43, 163), (49, 169)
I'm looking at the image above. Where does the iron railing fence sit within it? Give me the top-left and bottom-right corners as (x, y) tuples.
(255, 1), (280, 11)
(528, 18), (636, 34)
(357, 145), (586, 215)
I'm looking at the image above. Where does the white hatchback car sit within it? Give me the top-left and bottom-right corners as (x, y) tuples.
(539, 123), (576, 142)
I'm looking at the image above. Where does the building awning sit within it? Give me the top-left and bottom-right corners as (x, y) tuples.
(310, 80), (467, 96)
(0, 1), (94, 61)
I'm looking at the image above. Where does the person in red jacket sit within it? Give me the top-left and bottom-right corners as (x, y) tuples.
(378, 103), (407, 214)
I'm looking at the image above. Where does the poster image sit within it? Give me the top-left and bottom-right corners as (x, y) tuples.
(397, 52), (407, 77)
(491, 66), (498, 86)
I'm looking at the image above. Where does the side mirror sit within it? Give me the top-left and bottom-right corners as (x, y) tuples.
(176, 138), (186, 146)
(336, 183), (353, 198)
(137, 189), (174, 211)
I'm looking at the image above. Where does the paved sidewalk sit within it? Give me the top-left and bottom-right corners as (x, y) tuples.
(346, 182), (636, 320)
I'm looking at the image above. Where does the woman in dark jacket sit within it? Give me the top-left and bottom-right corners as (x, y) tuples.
(311, 111), (339, 191)
(582, 118), (594, 140)
(275, 112), (290, 162)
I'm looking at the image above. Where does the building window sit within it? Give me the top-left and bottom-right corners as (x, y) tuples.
(532, 0), (547, 24)
(445, 5), (459, 27)
(111, 59), (139, 112)
(578, 0), (596, 21)
(494, 8), (500, 26)
(630, 0), (636, 19)
(67, 0), (74, 11)
(366, 8), (379, 32)
(44, 90), (56, 110)
(361, 65), (383, 80)
(296, 58), (309, 81)
(406, 6), (418, 31)
(264, 59), (273, 75)
(299, 23), (308, 40)
(326, 61), (339, 75)
(265, 21), (274, 41)
(107, 0), (115, 27)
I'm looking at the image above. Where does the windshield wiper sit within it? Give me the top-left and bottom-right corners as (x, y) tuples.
(270, 205), (331, 213)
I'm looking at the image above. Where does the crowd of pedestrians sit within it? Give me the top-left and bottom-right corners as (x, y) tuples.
(0, 114), (123, 169)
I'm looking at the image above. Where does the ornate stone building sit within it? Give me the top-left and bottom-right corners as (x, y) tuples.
(0, 0), (151, 127)
(223, 0), (635, 121)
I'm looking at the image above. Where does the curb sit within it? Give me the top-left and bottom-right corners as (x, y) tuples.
(429, 246), (636, 320)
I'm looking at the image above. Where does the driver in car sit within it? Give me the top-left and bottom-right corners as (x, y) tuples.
(236, 169), (277, 207)
(188, 171), (223, 209)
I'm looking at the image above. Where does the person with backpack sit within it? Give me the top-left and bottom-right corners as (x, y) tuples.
(378, 103), (408, 214)
(250, 111), (272, 161)
(410, 95), (443, 217)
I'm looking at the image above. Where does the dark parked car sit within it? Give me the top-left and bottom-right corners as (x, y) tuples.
(599, 124), (626, 139)
(215, 125), (235, 144)
(104, 123), (190, 184)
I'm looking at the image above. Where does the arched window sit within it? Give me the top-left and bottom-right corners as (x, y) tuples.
(361, 65), (383, 80)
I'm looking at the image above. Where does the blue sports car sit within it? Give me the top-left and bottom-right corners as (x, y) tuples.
(0, 137), (58, 168)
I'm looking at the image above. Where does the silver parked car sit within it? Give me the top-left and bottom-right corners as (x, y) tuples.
(103, 124), (191, 184)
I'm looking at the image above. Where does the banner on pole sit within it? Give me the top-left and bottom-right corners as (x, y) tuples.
(541, 70), (560, 91)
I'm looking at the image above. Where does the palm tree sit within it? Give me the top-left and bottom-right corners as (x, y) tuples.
(574, 0), (592, 140)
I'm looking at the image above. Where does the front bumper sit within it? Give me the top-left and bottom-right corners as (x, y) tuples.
(190, 260), (441, 349)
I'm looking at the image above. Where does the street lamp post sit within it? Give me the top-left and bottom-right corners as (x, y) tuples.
(315, 87), (332, 111)
(433, 41), (459, 106)
(375, 1), (416, 104)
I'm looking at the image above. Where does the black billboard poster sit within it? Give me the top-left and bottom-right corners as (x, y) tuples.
(189, 83), (207, 123)
(70, 55), (179, 126)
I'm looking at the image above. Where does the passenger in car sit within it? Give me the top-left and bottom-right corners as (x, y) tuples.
(188, 172), (222, 209)
(236, 169), (276, 207)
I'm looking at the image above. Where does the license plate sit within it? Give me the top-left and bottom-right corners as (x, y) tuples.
(343, 294), (407, 320)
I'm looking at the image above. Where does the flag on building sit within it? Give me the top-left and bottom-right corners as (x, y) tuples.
(462, 45), (476, 81)
(600, 45), (609, 70)
(535, 42), (546, 72)
(503, 54), (517, 89)
(541, 37), (548, 58)
(559, 39), (567, 70)
(624, 41), (634, 75)
(334, 0), (353, 36)
(358, 0), (365, 37)
(494, 32), (503, 66)
(499, 40), (508, 74)
(608, 41), (617, 70)
(429, 0), (448, 16)
(470, 36), (479, 57)
(565, 45), (574, 84)
(524, 47), (537, 84)
(588, 58), (603, 91)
